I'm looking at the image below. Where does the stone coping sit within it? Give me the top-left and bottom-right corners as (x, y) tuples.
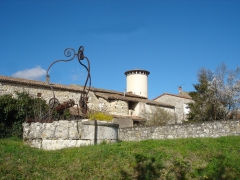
(82, 120), (119, 128)
(24, 119), (120, 128)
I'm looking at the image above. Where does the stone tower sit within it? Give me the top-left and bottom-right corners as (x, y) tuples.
(124, 69), (150, 98)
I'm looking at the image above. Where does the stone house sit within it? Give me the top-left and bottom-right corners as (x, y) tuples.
(153, 87), (194, 123)
(0, 75), (175, 127)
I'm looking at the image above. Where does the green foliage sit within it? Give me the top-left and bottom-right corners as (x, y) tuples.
(0, 94), (18, 138)
(0, 94), (18, 126)
(0, 92), (49, 138)
(31, 96), (49, 120)
(1, 136), (240, 179)
(188, 68), (225, 121)
(15, 91), (35, 121)
(0, 122), (11, 138)
(52, 109), (72, 120)
(141, 107), (175, 126)
(87, 110), (113, 121)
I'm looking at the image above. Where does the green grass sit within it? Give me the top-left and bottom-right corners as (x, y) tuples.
(1, 136), (240, 179)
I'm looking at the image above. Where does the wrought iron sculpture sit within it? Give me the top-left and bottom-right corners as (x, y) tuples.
(46, 46), (91, 119)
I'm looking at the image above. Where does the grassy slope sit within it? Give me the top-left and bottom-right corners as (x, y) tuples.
(0, 136), (240, 180)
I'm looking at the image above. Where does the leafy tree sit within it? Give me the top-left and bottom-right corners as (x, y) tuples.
(188, 63), (240, 121)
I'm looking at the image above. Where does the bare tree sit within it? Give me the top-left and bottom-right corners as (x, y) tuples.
(209, 63), (240, 119)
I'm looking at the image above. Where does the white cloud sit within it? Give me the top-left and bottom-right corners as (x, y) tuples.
(12, 66), (46, 80)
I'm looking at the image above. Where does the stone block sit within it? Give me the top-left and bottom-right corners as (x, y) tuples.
(68, 121), (80, 139)
(81, 120), (119, 141)
(41, 123), (56, 139)
(54, 120), (69, 139)
(22, 123), (30, 139)
(28, 122), (44, 139)
(76, 140), (92, 147)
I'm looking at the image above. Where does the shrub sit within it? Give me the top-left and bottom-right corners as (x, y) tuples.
(0, 94), (18, 137)
(141, 107), (175, 126)
(52, 109), (72, 120)
(0, 94), (18, 127)
(0, 91), (49, 138)
(87, 110), (113, 122)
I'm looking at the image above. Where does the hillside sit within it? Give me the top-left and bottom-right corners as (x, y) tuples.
(1, 136), (240, 179)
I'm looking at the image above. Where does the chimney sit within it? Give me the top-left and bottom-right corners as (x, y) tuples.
(178, 86), (182, 94)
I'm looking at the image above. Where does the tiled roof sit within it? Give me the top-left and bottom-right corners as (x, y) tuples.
(153, 92), (193, 101)
(178, 91), (192, 99)
(89, 87), (147, 99)
(95, 92), (175, 108)
(0, 75), (84, 92)
(0, 75), (175, 108)
(0, 75), (146, 98)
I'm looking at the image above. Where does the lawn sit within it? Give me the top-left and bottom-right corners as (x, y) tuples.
(1, 136), (240, 179)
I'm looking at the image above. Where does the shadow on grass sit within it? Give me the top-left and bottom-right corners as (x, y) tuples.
(204, 154), (239, 180)
(120, 154), (162, 180)
(120, 154), (194, 180)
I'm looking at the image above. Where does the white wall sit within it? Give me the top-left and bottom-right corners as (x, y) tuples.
(126, 72), (148, 98)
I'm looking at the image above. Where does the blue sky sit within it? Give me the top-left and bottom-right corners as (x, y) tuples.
(0, 0), (240, 100)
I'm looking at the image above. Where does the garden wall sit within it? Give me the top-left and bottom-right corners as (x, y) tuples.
(23, 120), (119, 150)
(23, 120), (240, 150)
(118, 120), (240, 141)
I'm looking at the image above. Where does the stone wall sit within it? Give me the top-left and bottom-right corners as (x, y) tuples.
(23, 119), (240, 150)
(95, 98), (129, 116)
(23, 120), (119, 150)
(0, 82), (83, 104)
(118, 120), (240, 141)
(0, 81), (129, 116)
(1, 79), (176, 121)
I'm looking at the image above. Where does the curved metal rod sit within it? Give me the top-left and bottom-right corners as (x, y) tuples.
(46, 46), (91, 117)
(78, 46), (91, 93)
(79, 56), (91, 94)
(46, 48), (76, 75)
(78, 46), (91, 115)
(46, 48), (76, 102)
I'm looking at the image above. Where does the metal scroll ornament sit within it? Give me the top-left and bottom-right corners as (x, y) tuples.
(46, 46), (91, 118)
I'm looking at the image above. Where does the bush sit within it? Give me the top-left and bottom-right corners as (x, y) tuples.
(141, 107), (175, 126)
(87, 110), (113, 122)
(51, 109), (72, 120)
(0, 94), (18, 127)
(0, 92), (49, 138)
(0, 122), (11, 138)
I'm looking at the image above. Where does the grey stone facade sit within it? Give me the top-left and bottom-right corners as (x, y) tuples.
(0, 78), (133, 117)
(0, 75), (175, 126)
(154, 93), (194, 123)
